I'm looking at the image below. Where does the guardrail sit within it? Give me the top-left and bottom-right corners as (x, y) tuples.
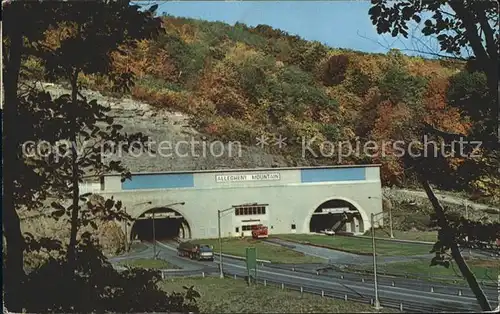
(325, 264), (498, 288)
(111, 264), (489, 312)
(262, 263), (498, 299)
(222, 272), (478, 313)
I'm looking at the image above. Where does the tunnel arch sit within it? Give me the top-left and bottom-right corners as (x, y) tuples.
(130, 206), (192, 241)
(305, 197), (369, 234)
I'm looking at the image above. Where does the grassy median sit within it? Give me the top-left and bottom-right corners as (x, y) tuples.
(363, 229), (438, 243)
(160, 277), (394, 313)
(118, 258), (180, 269)
(190, 237), (326, 264)
(352, 258), (498, 283)
(273, 234), (433, 256)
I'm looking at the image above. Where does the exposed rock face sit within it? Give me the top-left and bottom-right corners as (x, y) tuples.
(39, 83), (288, 174)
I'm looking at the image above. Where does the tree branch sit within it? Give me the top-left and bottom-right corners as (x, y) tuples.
(448, 2), (490, 70)
(419, 177), (493, 311)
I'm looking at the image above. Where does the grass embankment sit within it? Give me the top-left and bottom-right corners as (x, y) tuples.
(354, 258), (498, 282)
(273, 234), (433, 256)
(190, 237), (325, 264)
(160, 277), (393, 313)
(363, 229), (438, 242)
(118, 258), (180, 270)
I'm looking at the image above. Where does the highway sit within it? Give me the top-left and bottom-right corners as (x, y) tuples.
(110, 241), (499, 312)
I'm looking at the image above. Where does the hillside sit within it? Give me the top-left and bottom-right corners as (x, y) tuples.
(26, 15), (495, 194)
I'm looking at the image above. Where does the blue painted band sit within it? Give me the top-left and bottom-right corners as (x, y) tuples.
(300, 168), (365, 183)
(122, 173), (194, 190)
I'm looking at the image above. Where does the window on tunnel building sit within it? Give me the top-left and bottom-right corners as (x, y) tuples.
(242, 225), (253, 231)
(234, 205), (267, 216)
(291, 224), (296, 230)
(235, 227), (239, 233)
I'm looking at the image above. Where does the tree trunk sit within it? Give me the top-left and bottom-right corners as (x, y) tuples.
(66, 72), (80, 272)
(420, 179), (493, 311)
(2, 25), (26, 312)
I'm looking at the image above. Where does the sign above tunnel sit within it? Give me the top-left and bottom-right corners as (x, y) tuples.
(215, 172), (280, 183)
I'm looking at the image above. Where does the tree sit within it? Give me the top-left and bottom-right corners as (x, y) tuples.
(369, 0), (499, 310)
(34, 0), (162, 272)
(368, 0), (498, 140)
(2, 2), (69, 309)
(1, 0), (170, 310)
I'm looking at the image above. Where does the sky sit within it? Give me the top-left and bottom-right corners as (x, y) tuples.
(136, 1), (446, 57)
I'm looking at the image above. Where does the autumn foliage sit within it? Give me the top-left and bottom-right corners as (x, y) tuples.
(27, 15), (482, 189)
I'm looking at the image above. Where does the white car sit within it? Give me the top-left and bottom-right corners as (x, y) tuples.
(322, 229), (335, 235)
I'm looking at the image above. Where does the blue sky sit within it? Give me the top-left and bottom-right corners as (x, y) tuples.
(138, 1), (446, 57)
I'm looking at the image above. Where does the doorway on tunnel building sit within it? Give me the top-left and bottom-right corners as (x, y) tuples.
(309, 199), (363, 234)
(131, 207), (191, 242)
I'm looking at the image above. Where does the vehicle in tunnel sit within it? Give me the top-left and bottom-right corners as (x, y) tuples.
(309, 200), (363, 234)
(177, 241), (214, 261)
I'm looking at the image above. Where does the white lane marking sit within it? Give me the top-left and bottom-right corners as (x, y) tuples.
(222, 260), (478, 304)
(158, 241), (482, 305)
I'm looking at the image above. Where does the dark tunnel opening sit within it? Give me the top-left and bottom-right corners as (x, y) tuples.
(309, 199), (362, 234)
(131, 208), (191, 242)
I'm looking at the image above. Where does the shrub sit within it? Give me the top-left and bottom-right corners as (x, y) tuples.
(378, 66), (428, 105)
(447, 71), (490, 122)
(320, 54), (350, 86)
(345, 68), (372, 96)
(20, 235), (200, 313)
(289, 41), (328, 72)
(320, 124), (340, 141)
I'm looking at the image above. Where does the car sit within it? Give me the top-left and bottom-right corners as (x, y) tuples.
(322, 229), (335, 235)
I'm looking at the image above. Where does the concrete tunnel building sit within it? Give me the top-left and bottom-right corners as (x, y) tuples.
(97, 165), (383, 241)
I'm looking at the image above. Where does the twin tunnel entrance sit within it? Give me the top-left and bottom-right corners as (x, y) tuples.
(309, 199), (364, 234)
(130, 199), (365, 241)
(131, 207), (191, 241)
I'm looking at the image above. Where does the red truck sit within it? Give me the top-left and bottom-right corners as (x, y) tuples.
(251, 224), (269, 239)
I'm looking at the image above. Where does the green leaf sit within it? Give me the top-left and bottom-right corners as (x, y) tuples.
(105, 199), (115, 210)
(430, 256), (438, 266)
(51, 202), (66, 211)
(51, 209), (66, 219)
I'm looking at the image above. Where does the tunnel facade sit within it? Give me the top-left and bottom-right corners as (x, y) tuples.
(99, 165), (382, 240)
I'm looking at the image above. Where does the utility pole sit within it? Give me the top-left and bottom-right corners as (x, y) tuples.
(218, 203), (254, 278)
(369, 196), (393, 239)
(218, 209), (223, 278)
(465, 201), (472, 258)
(124, 207), (129, 252)
(388, 203), (394, 239)
(371, 213), (381, 310)
(152, 209), (156, 260)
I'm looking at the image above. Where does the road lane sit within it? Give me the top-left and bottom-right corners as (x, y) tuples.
(114, 241), (496, 312)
